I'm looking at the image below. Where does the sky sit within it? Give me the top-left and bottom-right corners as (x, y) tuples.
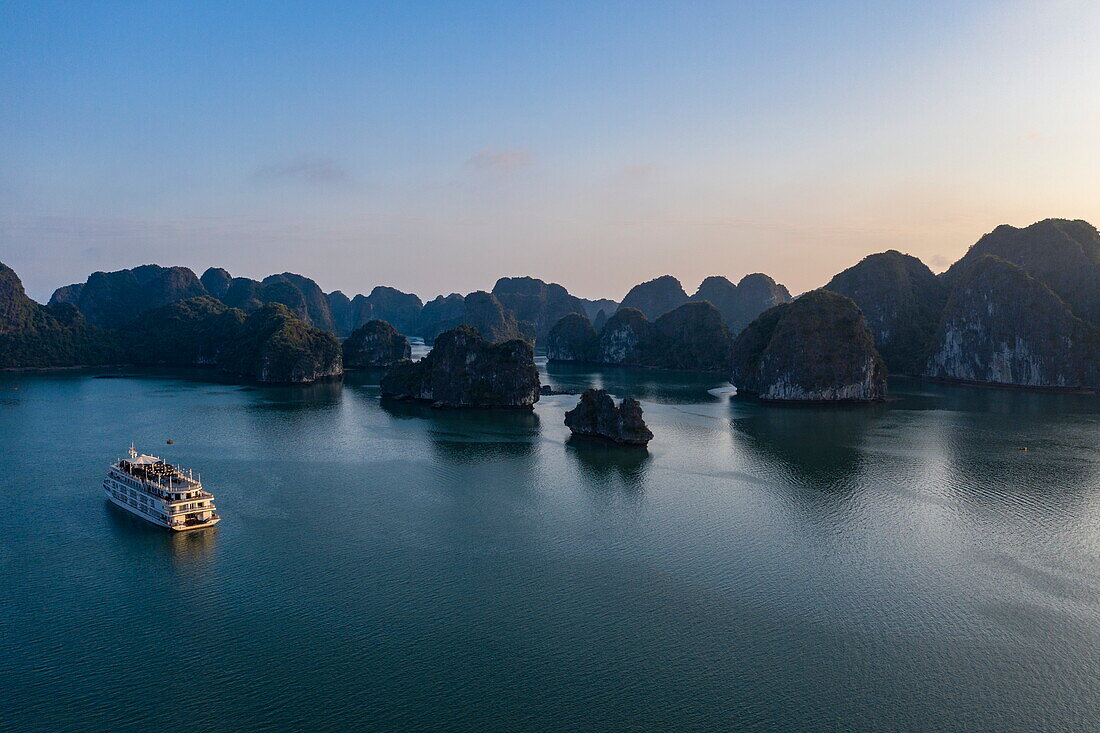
(3, 0), (1100, 303)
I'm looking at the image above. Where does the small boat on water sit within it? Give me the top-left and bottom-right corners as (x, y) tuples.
(103, 444), (220, 531)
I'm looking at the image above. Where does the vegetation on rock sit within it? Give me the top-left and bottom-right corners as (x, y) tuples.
(944, 219), (1099, 324)
(219, 303), (342, 383)
(380, 325), (540, 407)
(199, 267), (233, 299)
(619, 275), (688, 320)
(416, 291), (529, 343)
(343, 319), (412, 368)
(492, 276), (588, 340)
(1, 262), (118, 368)
(548, 302), (732, 372)
(825, 251), (946, 375)
(691, 273), (792, 335)
(124, 296), (245, 366)
(730, 289), (886, 402)
(546, 312), (599, 362)
(49, 264), (207, 330)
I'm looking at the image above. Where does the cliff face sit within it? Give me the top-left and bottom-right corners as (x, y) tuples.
(597, 307), (660, 364)
(491, 277), (588, 340)
(619, 275), (689, 320)
(1, 262), (119, 368)
(944, 219), (1100, 324)
(925, 256), (1099, 389)
(731, 289), (886, 402)
(825, 251), (947, 375)
(564, 388), (653, 445)
(546, 312), (599, 362)
(48, 264), (207, 330)
(343, 319), (411, 368)
(380, 325), (540, 407)
(219, 303), (342, 384)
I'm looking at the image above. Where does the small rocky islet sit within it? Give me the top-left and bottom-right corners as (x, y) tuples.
(563, 388), (653, 446)
(3, 216), (1099, 395)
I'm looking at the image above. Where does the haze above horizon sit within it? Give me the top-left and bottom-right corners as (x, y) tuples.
(3, 1), (1100, 303)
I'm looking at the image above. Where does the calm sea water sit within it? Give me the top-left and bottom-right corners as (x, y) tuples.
(1, 361), (1099, 732)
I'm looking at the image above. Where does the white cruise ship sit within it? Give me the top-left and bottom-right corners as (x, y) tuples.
(104, 445), (220, 531)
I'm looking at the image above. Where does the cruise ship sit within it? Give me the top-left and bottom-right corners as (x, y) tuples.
(104, 445), (220, 531)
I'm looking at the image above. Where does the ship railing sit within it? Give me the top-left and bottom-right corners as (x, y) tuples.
(168, 504), (215, 515)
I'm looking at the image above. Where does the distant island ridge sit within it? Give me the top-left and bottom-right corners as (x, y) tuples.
(2, 218), (1098, 398)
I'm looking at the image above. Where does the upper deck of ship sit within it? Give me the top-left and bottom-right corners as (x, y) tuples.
(113, 448), (205, 494)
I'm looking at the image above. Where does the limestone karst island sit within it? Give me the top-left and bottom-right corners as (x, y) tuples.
(4, 3), (1100, 730)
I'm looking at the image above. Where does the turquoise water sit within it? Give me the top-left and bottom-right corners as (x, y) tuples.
(1, 363), (1098, 731)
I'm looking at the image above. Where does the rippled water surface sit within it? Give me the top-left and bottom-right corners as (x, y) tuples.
(1, 364), (1098, 731)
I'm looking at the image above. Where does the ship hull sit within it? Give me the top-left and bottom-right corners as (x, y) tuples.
(104, 487), (220, 531)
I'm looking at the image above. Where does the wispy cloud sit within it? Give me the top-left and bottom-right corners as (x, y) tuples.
(464, 148), (533, 174)
(255, 154), (348, 183)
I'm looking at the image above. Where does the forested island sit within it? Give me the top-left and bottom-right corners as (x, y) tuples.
(3, 218), (1098, 396)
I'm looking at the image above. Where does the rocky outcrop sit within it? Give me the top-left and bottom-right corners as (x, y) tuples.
(257, 273), (337, 333)
(415, 291), (529, 342)
(825, 251), (947, 375)
(731, 289), (886, 402)
(124, 296), (246, 366)
(219, 272), (336, 333)
(48, 264), (207, 330)
(219, 303), (342, 384)
(343, 319), (411, 368)
(345, 287), (424, 335)
(200, 267), (233, 300)
(360, 286), (423, 335)
(652, 301), (732, 371)
(416, 293), (466, 339)
(597, 307), (660, 364)
(580, 298), (618, 321)
(944, 219), (1100, 324)
(924, 256), (1099, 389)
(463, 291), (530, 342)
(1, 262), (118, 368)
(619, 275), (688, 320)
(692, 274), (793, 336)
(327, 291), (354, 335)
(728, 274), (793, 334)
(581, 302), (731, 372)
(546, 312), (598, 362)
(380, 325), (540, 407)
(592, 309), (609, 333)
(564, 388), (653, 445)
(491, 276), (588, 340)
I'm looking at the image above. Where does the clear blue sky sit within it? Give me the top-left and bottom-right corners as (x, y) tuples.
(3, 1), (1098, 302)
